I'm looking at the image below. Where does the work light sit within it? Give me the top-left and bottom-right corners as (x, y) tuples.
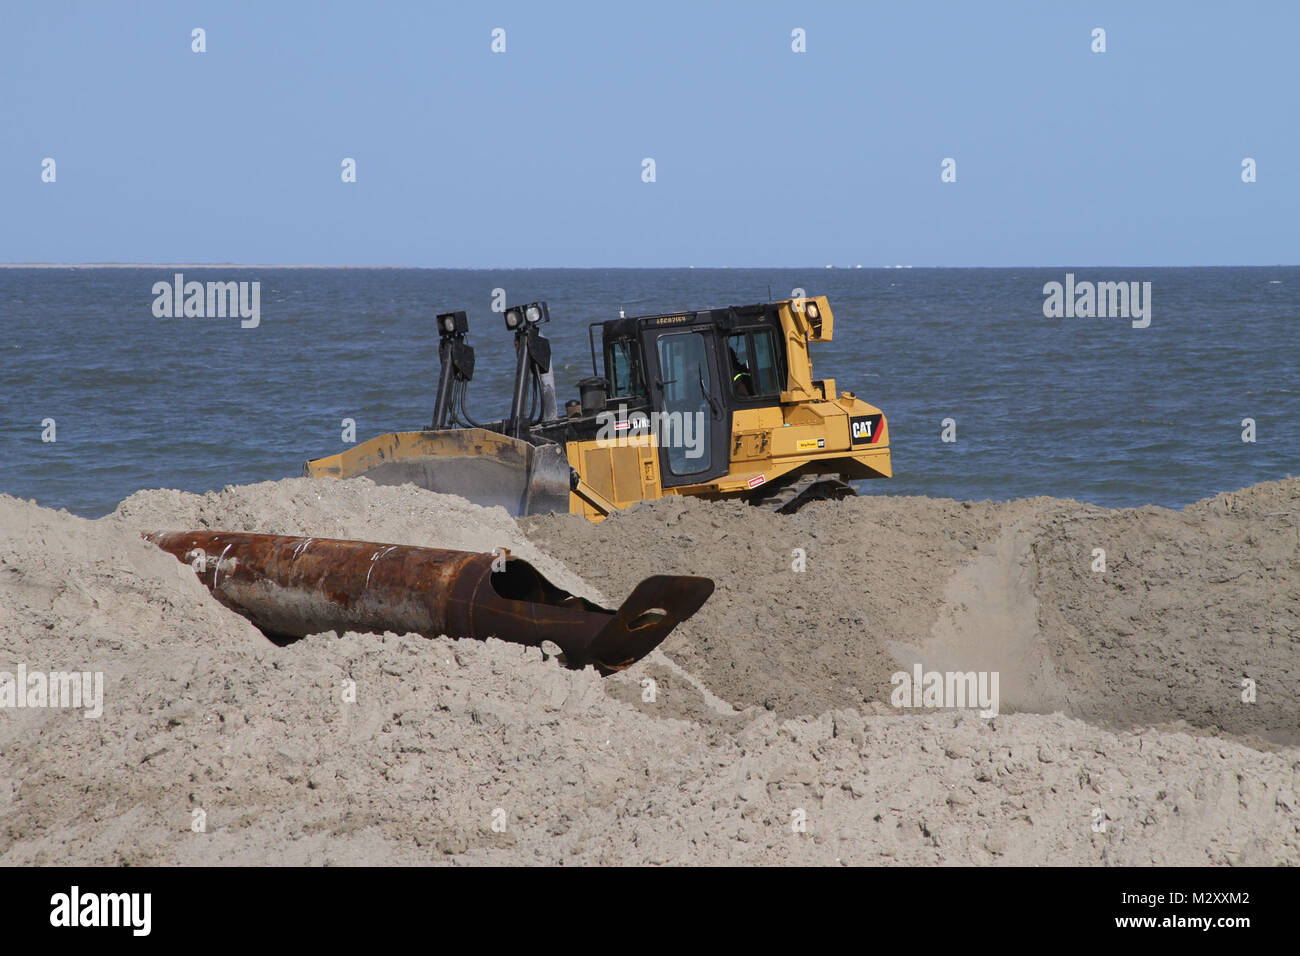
(504, 301), (548, 330)
(437, 310), (468, 336)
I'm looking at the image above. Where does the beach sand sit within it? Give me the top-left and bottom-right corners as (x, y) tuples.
(1, 476), (1296, 864)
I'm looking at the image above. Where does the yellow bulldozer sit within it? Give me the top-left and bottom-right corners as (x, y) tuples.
(304, 295), (890, 520)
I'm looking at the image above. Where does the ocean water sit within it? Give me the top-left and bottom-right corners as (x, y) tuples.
(0, 266), (1295, 518)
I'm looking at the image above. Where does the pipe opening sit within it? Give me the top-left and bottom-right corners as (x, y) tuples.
(489, 558), (604, 612)
(629, 608), (668, 630)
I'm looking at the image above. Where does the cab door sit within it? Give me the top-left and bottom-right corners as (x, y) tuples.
(642, 324), (731, 488)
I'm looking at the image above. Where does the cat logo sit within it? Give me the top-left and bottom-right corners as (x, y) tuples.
(796, 437), (826, 451)
(850, 414), (882, 445)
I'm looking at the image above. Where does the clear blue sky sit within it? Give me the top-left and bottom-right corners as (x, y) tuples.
(3, 1), (1296, 267)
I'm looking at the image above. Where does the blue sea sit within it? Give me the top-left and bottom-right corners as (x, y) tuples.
(1, 267), (1295, 517)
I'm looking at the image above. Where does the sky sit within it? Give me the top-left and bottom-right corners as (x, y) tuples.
(2, 1), (1296, 267)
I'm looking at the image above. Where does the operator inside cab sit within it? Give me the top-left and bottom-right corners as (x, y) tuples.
(728, 346), (754, 397)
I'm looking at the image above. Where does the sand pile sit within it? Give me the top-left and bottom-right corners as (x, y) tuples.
(527, 478), (1300, 744)
(0, 477), (1296, 865)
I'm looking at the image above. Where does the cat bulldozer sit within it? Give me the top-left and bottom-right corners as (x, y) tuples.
(303, 295), (891, 520)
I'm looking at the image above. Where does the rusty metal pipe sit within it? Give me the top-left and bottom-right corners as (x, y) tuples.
(143, 531), (712, 672)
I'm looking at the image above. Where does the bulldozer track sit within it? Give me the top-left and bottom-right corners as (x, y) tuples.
(747, 475), (858, 514)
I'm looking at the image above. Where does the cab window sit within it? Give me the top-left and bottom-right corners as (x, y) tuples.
(605, 339), (645, 398)
(654, 331), (713, 475)
(726, 328), (781, 398)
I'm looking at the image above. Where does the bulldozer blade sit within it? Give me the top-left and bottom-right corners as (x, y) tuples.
(143, 531), (712, 673)
(302, 428), (572, 517)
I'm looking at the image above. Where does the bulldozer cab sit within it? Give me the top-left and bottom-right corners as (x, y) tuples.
(591, 305), (788, 488)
